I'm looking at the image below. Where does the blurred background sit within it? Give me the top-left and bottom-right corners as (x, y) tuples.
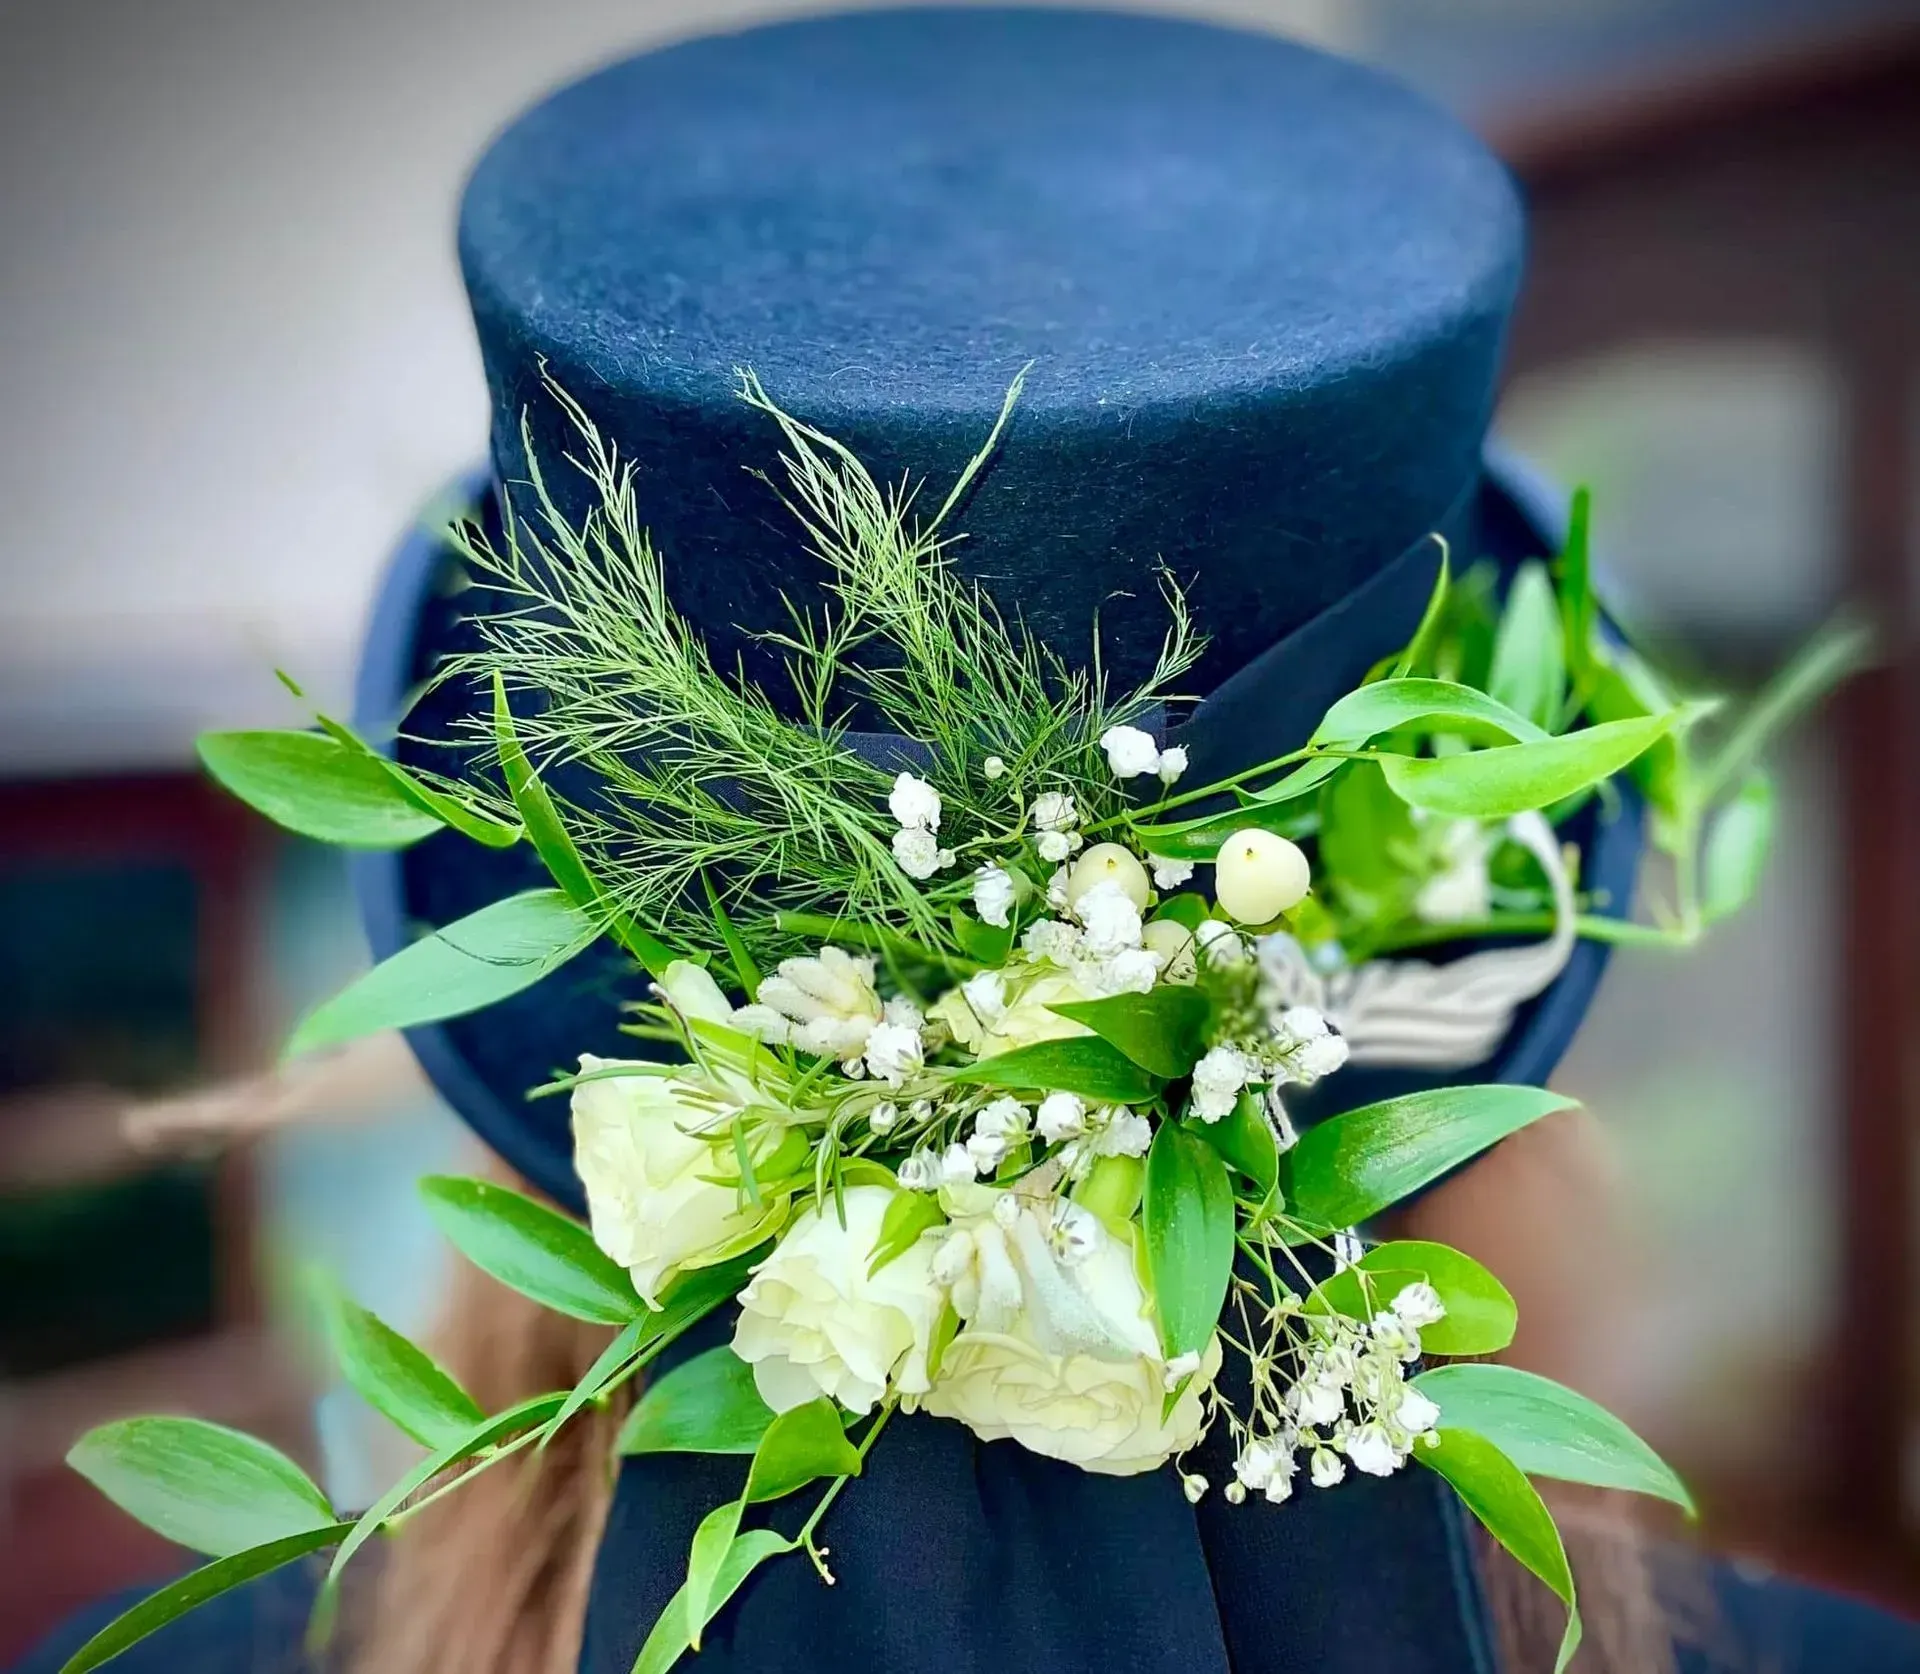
(1, 0), (1916, 1660)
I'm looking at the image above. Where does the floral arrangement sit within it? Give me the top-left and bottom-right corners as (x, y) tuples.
(56, 374), (1861, 1674)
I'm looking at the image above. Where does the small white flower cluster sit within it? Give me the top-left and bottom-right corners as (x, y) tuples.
(735, 947), (928, 1084)
(1032, 789), (1084, 863)
(895, 1090), (1151, 1190)
(1186, 1003), (1348, 1124)
(1224, 1281), (1446, 1506)
(889, 771), (956, 880)
(1098, 724), (1187, 786)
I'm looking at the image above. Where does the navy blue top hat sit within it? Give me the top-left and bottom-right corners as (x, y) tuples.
(343, 18), (1647, 1671)
(354, 5), (1640, 1219)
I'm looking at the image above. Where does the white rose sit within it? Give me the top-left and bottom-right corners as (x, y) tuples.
(732, 1186), (942, 1416)
(931, 965), (1095, 1057)
(923, 1200), (1218, 1475)
(571, 1055), (781, 1308)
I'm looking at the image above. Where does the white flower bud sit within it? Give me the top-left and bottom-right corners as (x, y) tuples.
(1032, 790), (1077, 832)
(961, 968), (1008, 1026)
(1213, 829), (1312, 925)
(892, 825), (948, 879)
(1343, 1422), (1402, 1478)
(1035, 1091), (1088, 1143)
(1224, 1480), (1248, 1505)
(869, 1101), (899, 1134)
(898, 1150), (941, 1191)
(940, 1142), (980, 1185)
(888, 770), (943, 832)
(1194, 919), (1246, 967)
(983, 755), (1007, 780)
(1389, 1280), (1447, 1331)
(863, 1019), (924, 1086)
(1037, 830), (1074, 863)
(1183, 1472), (1210, 1504)
(1095, 1108), (1152, 1158)
(1067, 842), (1151, 912)
(1157, 745), (1189, 785)
(1309, 1449), (1347, 1489)
(1189, 1045), (1250, 1122)
(971, 864), (1017, 929)
(1099, 724), (1164, 780)
(1151, 855), (1195, 890)
(1395, 1387), (1442, 1437)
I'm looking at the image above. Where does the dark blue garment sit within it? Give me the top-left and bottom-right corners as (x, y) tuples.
(18, 1542), (1920, 1673)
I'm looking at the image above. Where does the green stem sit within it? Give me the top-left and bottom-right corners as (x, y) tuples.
(1360, 910), (1696, 957)
(1081, 744), (1321, 834)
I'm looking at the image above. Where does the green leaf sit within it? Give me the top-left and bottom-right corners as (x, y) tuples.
(1412, 1363), (1694, 1515)
(707, 875), (764, 999)
(1315, 677), (1549, 751)
(53, 1522), (354, 1674)
(493, 676), (678, 979)
(869, 1188), (947, 1278)
(1418, 1429), (1582, 1673)
(683, 1500), (745, 1650)
(313, 1275), (484, 1449)
(1152, 893), (1211, 932)
(1379, 711), (1680, 821)
(1133, 796), (1318, 861)
(744, 1398), (862, 1504)
(1279, 1085), (1578, 1230)
(1488, 562), (1567, 734)
(950, 906), (1017, 967)
(539, 1316), (651, 1447)
(1556, 488), (1595, 691)
(618, 1345), (777, 1458)
(1047, 987), (1211, 1079)
(1319, 761), (1419, 923)
(1143, 1121), (1235, 1359)
(1694, 615), (1871, 809)
(631, 1529), (796, 1674)
(1391, 544), (1452, 679)
(949, 1036), (1160, 1103)
(68, 1418), (335, 1557)
(288, 889), (597, 1055)
(1194, 1090), (1279, 1198)
(1307, 1240), (1516, 1357)
(420, 1175), (640, 1324)
(325, 1392), (566, 1590)
(1702, 768), (1776, 923)
(312, 712), (524, 849)
(196, 731), (445, 849)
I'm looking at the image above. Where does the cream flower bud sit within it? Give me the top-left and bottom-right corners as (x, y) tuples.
(1213, 829), (1312, 925)
(1309, 1449), (1347, 1489)
(1143, 917), (1199, 984)
(888, 770), (943, 832)
(1099, 724), (1163, 780)
(898, 1150), (941, 1191)
(1183, 1472), (1210, 1504)
(869, 1101), (899, 1134)
(983, 755), (1007, 780)
(940, 1142), (980, 1185)
(1067, 842), (1151, 912)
